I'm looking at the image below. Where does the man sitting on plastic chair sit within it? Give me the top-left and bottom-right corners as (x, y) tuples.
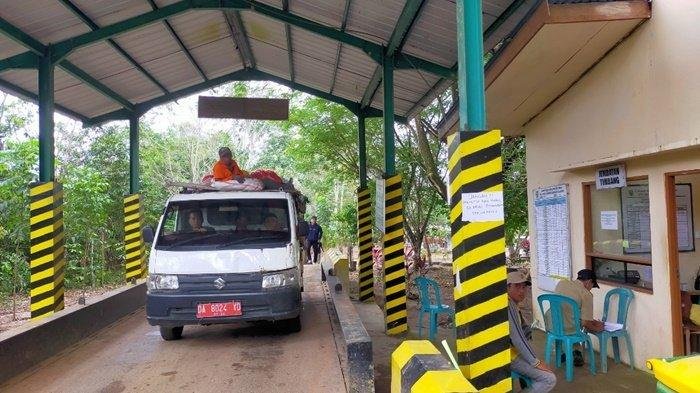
(547, 269), (605, 367)
(508, 270), (556, 392)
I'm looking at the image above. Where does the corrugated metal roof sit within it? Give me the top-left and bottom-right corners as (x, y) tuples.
(0, 0), (552, 124)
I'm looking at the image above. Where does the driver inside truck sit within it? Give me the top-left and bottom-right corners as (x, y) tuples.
(187, 210), (213, 233)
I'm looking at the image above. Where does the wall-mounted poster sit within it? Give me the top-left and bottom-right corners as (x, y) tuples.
(533, 184), (571, 291)
(675, 184), (695, 252)
(621, 184), (651, 254)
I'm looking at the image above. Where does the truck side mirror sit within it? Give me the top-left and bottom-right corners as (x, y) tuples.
(297, 221), (309, 237)
(142, 226), (155, 243)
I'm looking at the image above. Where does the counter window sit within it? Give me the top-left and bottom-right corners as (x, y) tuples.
(584, 178), (653, 291)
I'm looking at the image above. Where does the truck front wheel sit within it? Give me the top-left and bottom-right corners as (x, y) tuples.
(160, 326), (184, 340)
(280, 316), (301, 333)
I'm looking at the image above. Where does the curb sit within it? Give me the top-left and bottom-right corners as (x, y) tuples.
(322, 257), (374, 393)
(0, 282), (146, 383)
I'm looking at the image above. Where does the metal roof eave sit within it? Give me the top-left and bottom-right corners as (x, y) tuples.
(10, 0), (453, 80)
(0, 0), (454, 123)
(0, 78), (90, 123)
(83, 68), (402, 128)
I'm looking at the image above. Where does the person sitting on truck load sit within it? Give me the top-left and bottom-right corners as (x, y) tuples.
(187, 210), (213, 233)
(212, 147), (248, 182)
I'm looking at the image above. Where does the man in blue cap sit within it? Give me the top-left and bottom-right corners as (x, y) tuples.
(508, 270), (556, 392)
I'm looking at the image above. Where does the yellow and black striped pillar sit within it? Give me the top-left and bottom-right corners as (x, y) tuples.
(29, 181), (65, 319)
(124, 194), (145, 281)
(357, 187), (374, 302)
(448, 130), (510, 391)
(383, 174), (407, 335)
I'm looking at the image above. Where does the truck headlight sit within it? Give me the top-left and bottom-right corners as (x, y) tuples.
(262, 268), (299, 289)
(148, 274), (179, 290)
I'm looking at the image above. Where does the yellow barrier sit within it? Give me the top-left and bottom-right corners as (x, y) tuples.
(327, 250), (349, 290)
(391, 341), (477, 393)
(647, 355), (700, 393)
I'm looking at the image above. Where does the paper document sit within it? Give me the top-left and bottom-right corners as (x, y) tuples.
(604, 322), (624, 332)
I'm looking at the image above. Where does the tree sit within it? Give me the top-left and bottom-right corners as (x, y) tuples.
(502, 136), (528, 258)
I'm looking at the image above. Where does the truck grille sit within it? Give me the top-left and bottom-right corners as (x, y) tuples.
(176, 272), (262, 294)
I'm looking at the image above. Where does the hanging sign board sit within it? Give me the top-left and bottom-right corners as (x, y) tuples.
(596, 164), (626, 190)
(198, 96), (289, 120)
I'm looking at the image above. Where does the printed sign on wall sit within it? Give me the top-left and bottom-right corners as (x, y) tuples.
(596, 164), (627, 190)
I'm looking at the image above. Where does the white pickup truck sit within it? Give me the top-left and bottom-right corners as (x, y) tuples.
(143, 188), (308, 340)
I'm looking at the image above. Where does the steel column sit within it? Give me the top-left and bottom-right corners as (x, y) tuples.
(383, 174), (406, 334)
(124, 194), (146, 281)
(382, 55), (395, 176)
(38, 51), (55, 182)
(451, 1), (509, 391)
(358, 113), (368, 188)
(29, 181), (65, 319)
(129, 115), (140, 194)
(357, 187), (373, 302)
(456, 0), (486, 131)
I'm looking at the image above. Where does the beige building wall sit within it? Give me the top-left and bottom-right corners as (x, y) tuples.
(522, 1), (700, 369)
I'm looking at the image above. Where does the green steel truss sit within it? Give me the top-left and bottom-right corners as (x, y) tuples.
(84, 69), (405, 127)
(0, 0), (455, 124)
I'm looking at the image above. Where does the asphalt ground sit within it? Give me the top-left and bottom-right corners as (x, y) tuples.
(1, 264), (347, 393)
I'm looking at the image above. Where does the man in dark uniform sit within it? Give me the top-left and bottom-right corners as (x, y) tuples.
(306, 216), (323, 264)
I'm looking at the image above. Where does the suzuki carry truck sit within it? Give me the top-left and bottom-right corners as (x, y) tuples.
(144, 188), (308, 340)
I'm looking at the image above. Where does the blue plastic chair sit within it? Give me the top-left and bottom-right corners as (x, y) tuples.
(415, 276), (453, 341)
(589, 288), (635, 372)
(538, 294), (596, 382)
(511, 371), (532, 390)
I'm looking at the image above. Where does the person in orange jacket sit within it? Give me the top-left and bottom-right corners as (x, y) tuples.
(212, 147), (248, 182)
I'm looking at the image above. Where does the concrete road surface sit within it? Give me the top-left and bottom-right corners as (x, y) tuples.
(1, 265), (346, 393)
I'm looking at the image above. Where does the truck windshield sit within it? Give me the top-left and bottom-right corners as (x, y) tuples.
(155, 198), (291, 250)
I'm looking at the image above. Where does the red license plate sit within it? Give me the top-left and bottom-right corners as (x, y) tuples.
(196, 301), (242, 318)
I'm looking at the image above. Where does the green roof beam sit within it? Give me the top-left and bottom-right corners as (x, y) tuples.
(329, 0), (352, 94)
(224, 10), (256, 69)
(0, 16), (45, 54)
(58, 61), (135, 111)
(146, 0), (208, 82)
(6, 0), (451, 79)
(0, 14), (135, 111)
(0, 77), (89, 123)
(51, 0), (232, 62)
(84, 68), (398, 127)
(394, 54), (454, 78)
(0, 52), (39, 71)
(58, 0), (170, 94)
(360, 0), (427, 109)
(283, 0), (294, 82)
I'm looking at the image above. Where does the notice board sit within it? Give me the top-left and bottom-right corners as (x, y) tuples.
(675, 183), (694, 252)
(621, 184), (651, 254)
(533, 184), (572, 291)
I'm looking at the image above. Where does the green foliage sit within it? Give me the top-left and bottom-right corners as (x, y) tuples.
(503, 136), (528, 249)
(0, 81), (529, 300)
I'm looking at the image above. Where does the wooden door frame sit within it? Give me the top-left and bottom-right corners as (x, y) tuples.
(665, 169), (700, 355)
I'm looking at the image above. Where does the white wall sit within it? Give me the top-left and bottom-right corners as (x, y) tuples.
(522, 1), (700, 369)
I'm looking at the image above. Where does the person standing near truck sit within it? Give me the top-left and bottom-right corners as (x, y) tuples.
(306, 216), (323, 264)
